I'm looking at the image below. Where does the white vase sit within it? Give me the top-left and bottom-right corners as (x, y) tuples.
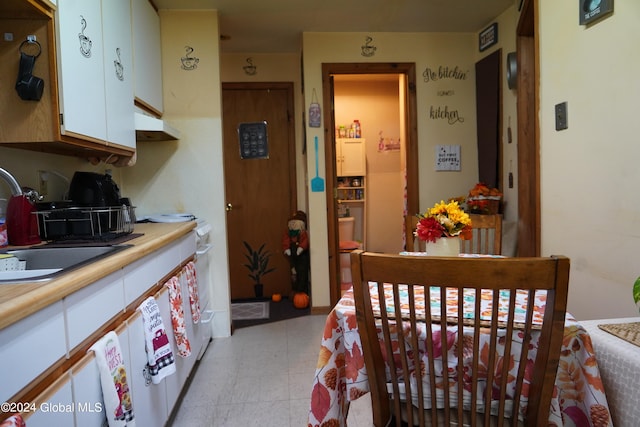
(425, 237), (460, 257)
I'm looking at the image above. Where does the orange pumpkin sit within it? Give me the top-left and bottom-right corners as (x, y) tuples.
(293, 292), (309, 309)
(271, 293), (282, 302)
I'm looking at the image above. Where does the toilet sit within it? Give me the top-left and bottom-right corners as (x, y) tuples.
(338, 217), (360, 288)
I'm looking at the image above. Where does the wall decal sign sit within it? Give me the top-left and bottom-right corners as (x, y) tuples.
(180, 46), (199, 71)
(361, 36), (377, 57)
(479, 23), (498, 52)
(243, 57), (257, 75)
(422, 66), (468, 83)
(430, 105), (464, 125)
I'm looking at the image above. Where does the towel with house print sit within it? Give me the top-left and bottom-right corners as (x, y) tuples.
(183, 261), (201, 323)
(165, 276), (192, 357)
(138, 296), (176, 384)
(89, 331), (135, 427)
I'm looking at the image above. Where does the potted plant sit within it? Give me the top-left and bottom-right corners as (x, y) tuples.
(633, 276), (640, 312)
(242, 241), (276, 298)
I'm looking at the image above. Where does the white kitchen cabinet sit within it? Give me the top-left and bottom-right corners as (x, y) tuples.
(160, 282), (197, 413)
(336, 138), (366, 176)
(64, 271), (125, 352)
(55, 0), (135, 149)
(126, 312), (169, 427)
(0, 301), (66, 403)
(25, 374), (75, 427)
(55, 0), (107, 141)
(131, 0), (163, 115)
(101, 0), (135, 149)
(70, 354), (107, 427)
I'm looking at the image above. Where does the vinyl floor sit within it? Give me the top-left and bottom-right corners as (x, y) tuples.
(170, 314), (372, 426)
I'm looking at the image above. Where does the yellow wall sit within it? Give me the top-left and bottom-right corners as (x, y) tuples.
(121, 10), (232, 337)
(302, 32), (479, 307)
(539, 0), (640, 319)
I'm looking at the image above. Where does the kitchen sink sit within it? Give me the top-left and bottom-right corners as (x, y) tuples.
(0, 245), (131, 284)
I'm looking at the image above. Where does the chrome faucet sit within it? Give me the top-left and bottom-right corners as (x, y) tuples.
(0, 167), (23, 197)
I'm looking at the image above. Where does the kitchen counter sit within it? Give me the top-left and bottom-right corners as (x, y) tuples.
(0, 221), (196, 331)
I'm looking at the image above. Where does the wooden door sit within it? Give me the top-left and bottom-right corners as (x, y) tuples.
(475, 49), (502, 190)
(222, 83), (297, 300)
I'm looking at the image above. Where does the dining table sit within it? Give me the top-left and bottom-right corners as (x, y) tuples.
(308, 280), (613, 427)
(580, 317), (640, 427)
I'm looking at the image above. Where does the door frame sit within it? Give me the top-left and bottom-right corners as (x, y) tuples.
(321, 63), (419, 305)
(516, 0), (540, 256)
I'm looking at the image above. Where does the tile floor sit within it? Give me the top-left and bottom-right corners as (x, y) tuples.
(171, 314), (373, 426)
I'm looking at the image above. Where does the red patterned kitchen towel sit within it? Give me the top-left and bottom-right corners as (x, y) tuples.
(0, 415), (25, 427)
(137, 297), (176, 384)
(89, 331), (135, 426)
(165, 276), (191, 357)
(183, 262), (201, 323)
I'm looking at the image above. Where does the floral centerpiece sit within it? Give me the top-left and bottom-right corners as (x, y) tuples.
(416, 199), (472, 252)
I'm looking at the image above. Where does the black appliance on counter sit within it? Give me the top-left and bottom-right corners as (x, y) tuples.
(35, 172), (136, 242)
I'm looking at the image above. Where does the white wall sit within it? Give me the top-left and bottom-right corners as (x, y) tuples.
(303, 32), (479, 308)
(539, 1), (640, 319)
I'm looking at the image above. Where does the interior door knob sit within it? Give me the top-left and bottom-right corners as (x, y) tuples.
(226, 203), (233, 211)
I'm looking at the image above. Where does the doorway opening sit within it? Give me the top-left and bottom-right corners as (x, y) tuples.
(321, 63), (419, 306)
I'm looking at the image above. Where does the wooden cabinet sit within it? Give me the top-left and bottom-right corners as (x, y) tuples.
(336, 138), (366, 176)
(0, 0), (135, 162)
(131, 0), (163, 115)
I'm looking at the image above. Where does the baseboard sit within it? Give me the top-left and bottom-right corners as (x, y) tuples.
(310, 305), (332, 315)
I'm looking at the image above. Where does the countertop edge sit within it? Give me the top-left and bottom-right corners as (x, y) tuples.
(0, 221), (196, 331)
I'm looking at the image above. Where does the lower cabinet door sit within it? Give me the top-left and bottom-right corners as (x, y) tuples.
(126, 313), (169, 426)
(25, 374), (75, 427)
(71, 354), (107, 426)
(157, 282), (197, 414)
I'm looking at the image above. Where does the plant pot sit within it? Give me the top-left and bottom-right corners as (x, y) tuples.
(425, 237), (460, 257)
(254, 284), (264, 298)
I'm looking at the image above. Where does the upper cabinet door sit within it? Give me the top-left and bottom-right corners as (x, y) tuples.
(55, 0), (107, 141)
(102, 0), (135, 149)
(337, 138), (366, 176)
(131, 0), (163, 115)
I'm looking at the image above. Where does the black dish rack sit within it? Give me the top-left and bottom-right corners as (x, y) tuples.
(34, 205), (136, 242)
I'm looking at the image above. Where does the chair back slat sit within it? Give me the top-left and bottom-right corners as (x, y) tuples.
(351, 251), (570, 427)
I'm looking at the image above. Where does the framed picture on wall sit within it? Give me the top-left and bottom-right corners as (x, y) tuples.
(479, 23), (498, 52)
(579, 0), (614, 25)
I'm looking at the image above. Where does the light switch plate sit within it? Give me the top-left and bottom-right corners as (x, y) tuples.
(555, 102), (568, 131)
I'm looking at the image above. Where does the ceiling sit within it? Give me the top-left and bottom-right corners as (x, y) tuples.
(152, 0), (517, 53)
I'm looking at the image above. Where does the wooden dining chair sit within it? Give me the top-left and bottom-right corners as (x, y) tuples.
(350, 250), (570, 427)
(461, 213), (503, 255)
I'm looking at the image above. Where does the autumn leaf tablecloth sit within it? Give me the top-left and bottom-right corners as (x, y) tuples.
(308, 285), (613, 427)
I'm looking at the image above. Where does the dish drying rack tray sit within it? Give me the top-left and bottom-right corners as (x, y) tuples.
(34, 205), (136, 242)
